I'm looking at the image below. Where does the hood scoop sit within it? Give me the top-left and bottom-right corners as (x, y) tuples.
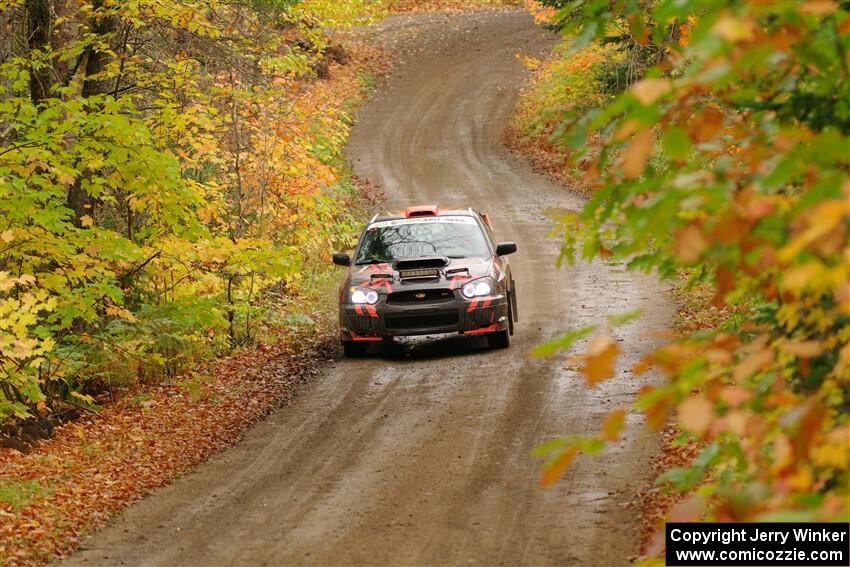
(394, 257), (449, 270)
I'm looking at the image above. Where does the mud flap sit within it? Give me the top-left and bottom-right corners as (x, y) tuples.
(510, 279), (518, 323)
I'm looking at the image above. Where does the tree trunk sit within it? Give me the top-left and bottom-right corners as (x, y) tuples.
(26, 0), (53, 104)
(66, 0), (115, 227)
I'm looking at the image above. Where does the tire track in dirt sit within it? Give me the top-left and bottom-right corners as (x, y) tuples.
(65, 10), (672, 567)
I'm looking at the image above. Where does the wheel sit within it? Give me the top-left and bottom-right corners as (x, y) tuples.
(487, 329), (510, 349)
(343, 341), (368, 357)
(381, 336), (396, 355)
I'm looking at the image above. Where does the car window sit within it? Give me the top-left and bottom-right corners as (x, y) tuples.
(480, 218), (496, 249)
(355, 217), (490, 264)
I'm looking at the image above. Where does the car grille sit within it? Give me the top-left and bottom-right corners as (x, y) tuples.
(387, 289), (454, 304)
(384, 311), (458, 330)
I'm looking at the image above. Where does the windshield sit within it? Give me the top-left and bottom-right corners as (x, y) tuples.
(355, 217), (490, 264)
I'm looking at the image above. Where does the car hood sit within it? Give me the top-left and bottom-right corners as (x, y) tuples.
(347, 256), (495, 291)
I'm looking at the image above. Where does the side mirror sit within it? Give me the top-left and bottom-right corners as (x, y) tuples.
(332, 252), (351, 266)
(495, 242), (517, 256)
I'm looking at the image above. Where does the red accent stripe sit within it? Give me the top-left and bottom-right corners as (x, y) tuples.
(462, 324), (498, 335)
(449, 275), (471, 290)
(467, 298), (480, 312)
(349, 332), (382, 342)
(481, 297), (492, 309)
(365, 304), (378, 318)
(367, 279), (393, 292)
(354, 304), (364, 316)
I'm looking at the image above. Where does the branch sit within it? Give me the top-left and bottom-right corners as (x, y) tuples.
(118, 250), (161, 284)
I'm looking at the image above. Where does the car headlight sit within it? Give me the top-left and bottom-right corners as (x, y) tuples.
(462, 279), (492, 298)
(350, 287), (379, 305)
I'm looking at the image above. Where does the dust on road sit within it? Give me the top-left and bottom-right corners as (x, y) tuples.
(65, 10), (672, 567)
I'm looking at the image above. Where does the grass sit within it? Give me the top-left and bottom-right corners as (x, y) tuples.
(0, 479), (51, 512)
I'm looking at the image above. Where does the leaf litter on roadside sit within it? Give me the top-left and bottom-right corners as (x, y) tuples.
(0, 325), (335, 566)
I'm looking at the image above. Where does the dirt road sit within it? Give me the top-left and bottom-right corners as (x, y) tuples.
(66, 10), (671, 566)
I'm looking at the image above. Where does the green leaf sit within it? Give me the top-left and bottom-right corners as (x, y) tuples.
(531, 325), (597, 357)
(607, 308), (643, 328)
(662, 127), (691, 160)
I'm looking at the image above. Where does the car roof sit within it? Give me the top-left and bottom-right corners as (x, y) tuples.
(370, 205), (479, 224)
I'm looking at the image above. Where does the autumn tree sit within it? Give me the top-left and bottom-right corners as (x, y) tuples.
(0, 0), (382, 419)
(535, 0), (850, 543)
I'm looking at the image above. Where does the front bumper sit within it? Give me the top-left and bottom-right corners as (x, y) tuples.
(340, 292), (509, 342)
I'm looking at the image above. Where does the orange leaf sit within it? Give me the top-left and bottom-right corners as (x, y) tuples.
(581, 336), (620, 386)
(719, 386), (751, 407)
(669, 494), (705, 522)
(712, 16), (755, 42)
(646, 395), (672, 430)
(601, 409), (626, 442)
(613, 119), (641, 142)
(678, 394), (714, 437)
(632, 354), (654, 375)
(801, 0), (838, 15)
(631, 78), (671, 105)
(712, 265), (735, 306)
(674, 223), (707, 263)
(621, 129), (653, 179)
(711, 212), (750, 245)
(746, 197), (776, 222)
(690, 107), (725, 142)
(783, 340), (824, 358)
(540, 446), (579, 488)
(733, 348), (774, 381)
(772, 434), (793, 472)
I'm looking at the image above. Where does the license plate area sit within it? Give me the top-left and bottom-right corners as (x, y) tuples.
(384, 311), (458, 330)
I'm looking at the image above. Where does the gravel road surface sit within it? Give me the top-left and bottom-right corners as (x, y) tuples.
(65, 10), (672, 567)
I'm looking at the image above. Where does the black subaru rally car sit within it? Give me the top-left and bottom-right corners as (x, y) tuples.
(332, 205), (518, 356)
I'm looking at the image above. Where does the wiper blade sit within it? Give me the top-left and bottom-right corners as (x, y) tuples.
(356, 258), (391, 265)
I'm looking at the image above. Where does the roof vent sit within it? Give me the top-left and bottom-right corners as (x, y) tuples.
(404, 205), (438, 218)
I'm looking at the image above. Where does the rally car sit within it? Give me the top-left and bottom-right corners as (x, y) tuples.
(332, 205), (518, 357)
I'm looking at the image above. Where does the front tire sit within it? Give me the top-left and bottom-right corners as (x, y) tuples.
(487, 329), (510, 349)
(343, 341), (368, 357)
